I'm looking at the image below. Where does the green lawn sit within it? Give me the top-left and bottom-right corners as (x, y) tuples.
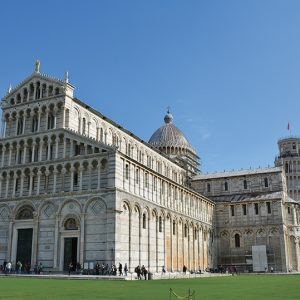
(0, 275), (299, 300)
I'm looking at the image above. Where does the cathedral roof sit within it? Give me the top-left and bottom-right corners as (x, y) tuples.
(211, 191), (284, 203)
(194, 167), (282, 180)
(148, 112), (196, 153)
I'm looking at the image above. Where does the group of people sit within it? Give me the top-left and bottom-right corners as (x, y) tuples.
(1, 260), (44, 274)
(93, 262), (128, 276)
(135, 265), (149, 280)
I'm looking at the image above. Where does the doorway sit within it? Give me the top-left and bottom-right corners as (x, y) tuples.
(63, 237), (78, 271)
(16, 228), (33, 266)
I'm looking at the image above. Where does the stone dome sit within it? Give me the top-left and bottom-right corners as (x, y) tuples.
(149, 112), (196, 153)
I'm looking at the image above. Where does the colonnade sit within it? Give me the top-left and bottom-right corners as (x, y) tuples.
(0, 157), (107, 198)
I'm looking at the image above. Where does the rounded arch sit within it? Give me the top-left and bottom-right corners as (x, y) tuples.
(58, 198), (82, 215)
(143, 206), (151, 217)
(152, 208), (158, 219)
(220, 230), (230, 239)
(133, 202), (142, 215)
(38, 200), (57, 219)
(166, 212), (172, 221)
(16, 205), (34, 220)
(84, 196), (107, 215)
(122, 200), (131, 213)
(13, 200), (36, 220)
(61, 214), (81, 230)
(73, 106), (81, 118)
(234, 233), (241, 248)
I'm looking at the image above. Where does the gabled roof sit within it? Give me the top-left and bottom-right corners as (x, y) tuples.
(3, 71), (74, 100)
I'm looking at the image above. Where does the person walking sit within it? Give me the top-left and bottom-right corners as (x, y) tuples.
(124, 263), (128, 276)
(118, 263), (123, 276)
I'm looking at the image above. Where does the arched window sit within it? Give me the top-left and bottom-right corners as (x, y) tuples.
(48, 114), (55, 129)
(142, 213), (146, 229)
(32, 115), (38, 132)
(48, 86), (53, 96)
(224, 181), (228, 191)
(100, 128), (104, 142)
(35, 82), (41, 99)
(207, 183), (211, 192)
(82, 118), (86, 134)
(159, 216), (162, 232)
(42, 84), (47, 98)
(264, 178), (269, 188)
(243, 180), (247, 190)
(125, 164), (129, 180)
(101, 159), (107, 169)
(74, 172), (78, 186)
(23, 88), (28, 102)
(235, 233), (240, 248)
(65, 109), (70, 127)
(64, 218), (78, 230)
(173, 220), (176, 235)
(29, 83), (34, 99)
(184, 224), (188, 237)
(285, 163), (289, 173)
(17, 117), (23, 135)
(16, 94), (21, 103)
(55, 87), (60, 95)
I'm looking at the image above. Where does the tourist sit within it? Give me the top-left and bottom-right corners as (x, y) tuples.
(162, 266), (166, 274)
(3, 260), (7, 274)
(118, 262), (123, 276)
(143, 267), (148, 280)
(183, 265), (187, 274)
(124, 263), (128, 276)
(136, 265), (141, 280)
(6, 261), (11, 274)
(95, 262), (100, 275)
(16, 261), (22, 274)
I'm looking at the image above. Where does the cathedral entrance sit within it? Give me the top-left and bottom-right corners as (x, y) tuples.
(63, 237), (78, 271)
(16, 228), (33, 266)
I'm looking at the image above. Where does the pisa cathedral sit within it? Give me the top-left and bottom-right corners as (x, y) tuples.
(0, 62), (299, 274)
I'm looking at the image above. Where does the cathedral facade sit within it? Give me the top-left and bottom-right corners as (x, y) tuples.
(0, 64), (299, 274)
(0, 64), (214, 273)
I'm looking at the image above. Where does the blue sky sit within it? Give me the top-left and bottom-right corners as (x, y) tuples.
(1, 0), (300, 173)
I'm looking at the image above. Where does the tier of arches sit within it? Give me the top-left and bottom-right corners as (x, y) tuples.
(0, 197), (108, 222)
(0, 158), (108, 198)
(0, 197), (109, 270)
(0, 132), (103, 168)
(3, 100), (64, 138)
(7, 80), (63, 106)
